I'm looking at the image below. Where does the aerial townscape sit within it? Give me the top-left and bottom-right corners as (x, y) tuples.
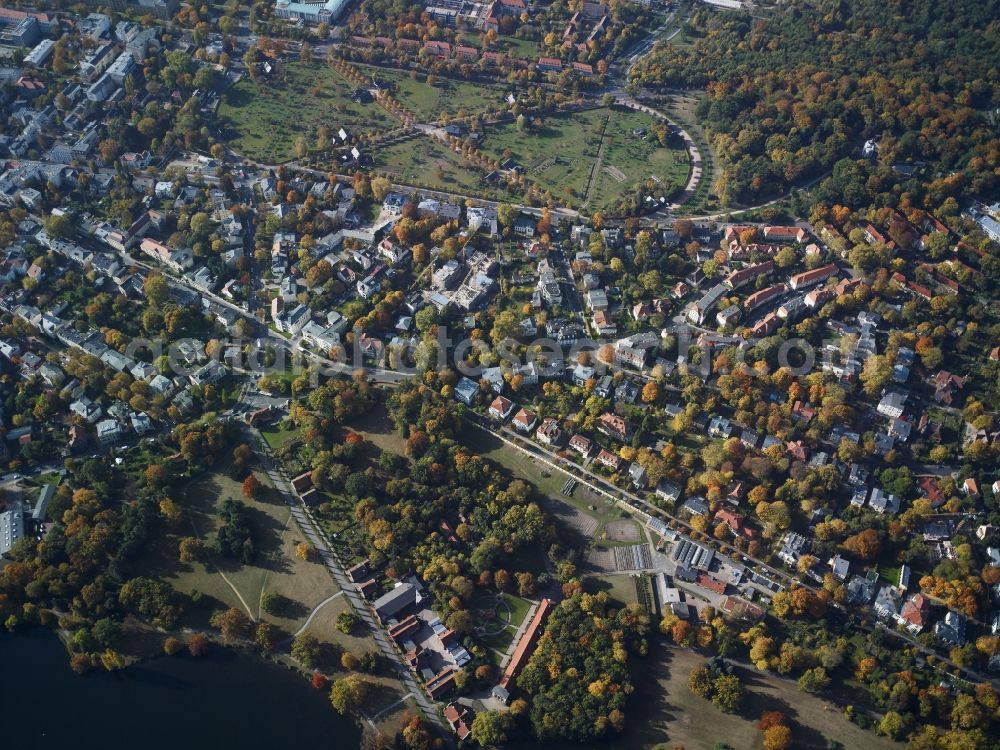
(2, 0), (1000, 748)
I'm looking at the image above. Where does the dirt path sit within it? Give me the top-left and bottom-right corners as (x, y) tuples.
(582, 112), (612, 207)
(290, 590), (345, 639)
(185, 509), (257, 621)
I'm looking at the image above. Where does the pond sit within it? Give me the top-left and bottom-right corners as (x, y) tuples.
(0, 631), (361, 749)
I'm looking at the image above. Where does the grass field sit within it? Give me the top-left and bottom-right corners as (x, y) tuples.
(586, 107), (690, 210)
(625, 646), (902, 750)
(475, 592), (534, 660)
(481, 106), (689, 210)
(372, 69), (505, 121)
(483, 108), (605, 200)
(219, 62), (398, 162)
(261, 422), (304, 452)
(372, 135), (516, 201)
(583, 574), (640, 609)
(140, 459), (335, 635)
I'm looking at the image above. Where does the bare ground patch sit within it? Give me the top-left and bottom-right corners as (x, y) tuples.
(605, 519), (641, 542)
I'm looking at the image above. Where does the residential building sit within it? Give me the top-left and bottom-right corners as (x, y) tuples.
(789, 263), (838, 290)
(596, 413), (632, 442)
(898, 593), (930, 635)
(655, 479), (681, 504)
(934, 611), (967, 647)
(512, 407), (538, 433)
(489, 395), (515, 421)
(777, 532), (809, 566)
(873, 585), (901, 621)
(0, 508), (23, 556)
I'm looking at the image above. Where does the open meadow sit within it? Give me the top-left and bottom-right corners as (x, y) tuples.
(481, 106), (689, 209)
(219, 62), (398, 162)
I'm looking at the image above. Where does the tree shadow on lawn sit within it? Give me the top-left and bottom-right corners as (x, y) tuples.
(364, 679), (407, 716)
(623, 648), (836, 750)
(222, 85), (254, 108)
(212, 501), (292, 576)
(729, 663), (836, 749)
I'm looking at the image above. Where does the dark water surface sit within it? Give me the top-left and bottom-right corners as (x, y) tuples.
(0, 631), (361, 749)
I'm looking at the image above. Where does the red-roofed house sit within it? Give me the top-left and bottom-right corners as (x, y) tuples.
(512, 407), (538, 433)
(444, 702), (473, 741)
(594, 448), (622, 470)
(863, 224), (887, 245)
(489, 395), (515, 421)
(569, 433), (592, 455)
(424, 40), (451, 56)
(499, 598), (551, 691)
(789, 262), (838, 290)
(596, 413), (632, 442)
(698, 573), (727, 594)
(762, 225), (808, 243)
(537, 57), (563, 71)
(919, 476), (945, 507)
(713, 508), (757, 541)
(898, 593), (930, 634)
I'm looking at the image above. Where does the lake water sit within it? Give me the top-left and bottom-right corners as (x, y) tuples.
(0, 631), (361, 749)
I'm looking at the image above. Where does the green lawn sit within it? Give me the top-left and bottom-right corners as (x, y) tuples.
(586, 107), (690, 210)
(480, 106), (689, 210)
(476, 592), (533, 658)
(440, 32), (540, 60)
(219, 62), (399, 163)
(372, 68), (506, 122)
(494, 35), (541, 59)
(261, 423), (304, 452)
(503, 593), (532, 632)
(372, 135), (515, 200)
(137, 461), (303, 626)
(583, 574), (640, 609)
(33, 471), (62, 486)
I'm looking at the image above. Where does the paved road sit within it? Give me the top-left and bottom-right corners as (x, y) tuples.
(248, 428), (444, 727)
(460, 414), (998, 688)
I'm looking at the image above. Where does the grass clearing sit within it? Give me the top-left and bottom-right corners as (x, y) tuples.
(372, 68), (505, 121)
(474, 592), (533, 657)
(261, 423), (304, 452)
(587, 107), (690, 210)
(300, 594), (378, 655)
(139, 458), (330, 629)
(624, 646), (902, 750)
(219, 61), (398, 162)
(481, 106), (689, 210)
(583, 574), (639, 609)
(257, 524), (342, 633)
(372, 135), (515, 200)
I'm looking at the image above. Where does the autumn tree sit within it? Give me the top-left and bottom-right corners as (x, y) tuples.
(188, 633), (210, 657)
(243, 474), (262, 500)
(329, 674), (370, 714)
(842, 528), (882, 561)
(762, 725), (793, 750)
(255, 621), (280, 652)
(210, 607), (253, 644)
